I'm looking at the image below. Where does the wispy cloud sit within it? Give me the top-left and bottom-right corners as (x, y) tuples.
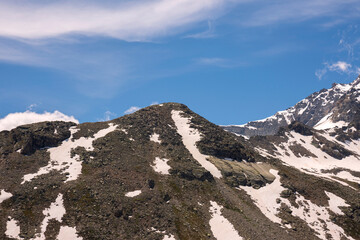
(124, 102), (161, 115)
(0, 110), (78, 131)
(315, 68), (328, 80)
(253, 44), (302, 57)
(2, 0), (357, 41)
(242, 0), (360, 27)
(26, 104), (38, 111)
(338, 26), (360, 58)
(0, 38), (133, 98)
(196, 57), (239, 68)
(184, 21), (216, 39)
(315, 61), (358, 80)
(0, 0), (238, 98)
(99, 111), (117, 121)
(124, 106), (141, 114)
(0, 0), (230, 41)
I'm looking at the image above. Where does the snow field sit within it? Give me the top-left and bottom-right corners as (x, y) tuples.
(239, 169), (354, 240)
(255, 131), (360, 187)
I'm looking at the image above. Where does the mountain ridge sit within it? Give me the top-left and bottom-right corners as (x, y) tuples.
(1, 102), (359, 240)
(223, 75), (360, 137)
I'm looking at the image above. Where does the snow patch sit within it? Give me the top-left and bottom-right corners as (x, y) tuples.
(239, 170), (354, 240)
(125, 190), (142, 197)
(0, 189), (12, 203)
(171, 110), (222, 178)
(58, 226), (83, 240)
(334, 171), (360, 184)
(152, 157), (171, 175)
(254, 147), (273, 158)
(6, 194), (82, 240)
(288, 194), (354, 240)
(163, 234), (176, 240)
(209, 201), (243, 240)
(150, 133), (161, 143)
(22, 123), (118, 184)
(33, 194), (66, 240)
(271, 131), (360, 187)
(239, 169), (283, 224)
(150, 227), (175, 239)
(5, 217), (21, 239)
(314, 113), (347, 130)
(325, 191), (349, 215)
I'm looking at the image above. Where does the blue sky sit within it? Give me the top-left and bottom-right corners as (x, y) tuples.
(0, 0), (360, 128)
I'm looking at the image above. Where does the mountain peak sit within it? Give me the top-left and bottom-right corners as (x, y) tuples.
(1, 102), (360, 240)
(223, 76), (360, 137)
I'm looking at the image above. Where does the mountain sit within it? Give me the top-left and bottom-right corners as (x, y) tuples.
(223, 75), (360, 137)
(1, 103), (359, 240)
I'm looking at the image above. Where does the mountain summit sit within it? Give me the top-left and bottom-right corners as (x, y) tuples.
(223, 75), (360, 137)
(1, 102), (359, 240)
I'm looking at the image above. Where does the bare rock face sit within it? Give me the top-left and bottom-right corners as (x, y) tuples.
(0, 121), (76, 155)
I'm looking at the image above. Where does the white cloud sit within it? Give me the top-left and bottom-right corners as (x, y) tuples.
(124, 106), (141, 114)
(328, 61), (352, 72)
(0, 110), (79, 131)
(0, 0), (358, 42)
(0, 0), (230, 41)
(315, 61), (356, 80)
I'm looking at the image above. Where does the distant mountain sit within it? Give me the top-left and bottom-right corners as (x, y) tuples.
(1, 103), (359, 240)
(223, 75), (360, 137)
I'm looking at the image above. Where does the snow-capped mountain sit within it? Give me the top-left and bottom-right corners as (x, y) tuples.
(1, 103), (359, 240)
(223, 75), (360, 137)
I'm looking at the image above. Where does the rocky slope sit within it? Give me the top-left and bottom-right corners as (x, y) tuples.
(1, 103), (359, 240)
(223, 75), (360, 137)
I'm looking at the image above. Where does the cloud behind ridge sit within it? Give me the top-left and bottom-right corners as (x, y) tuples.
(0, 110), (79, 131)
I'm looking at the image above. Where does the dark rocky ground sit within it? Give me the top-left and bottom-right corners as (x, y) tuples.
(0, 103), (359, 240)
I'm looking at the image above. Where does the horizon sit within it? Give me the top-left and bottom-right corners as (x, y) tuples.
(0, 73), (358, 132)
(1, 0), (360, 129)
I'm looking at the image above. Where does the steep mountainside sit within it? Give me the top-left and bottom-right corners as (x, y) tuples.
(223, 76), (360, 137)
(1, 103), (359, 240)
